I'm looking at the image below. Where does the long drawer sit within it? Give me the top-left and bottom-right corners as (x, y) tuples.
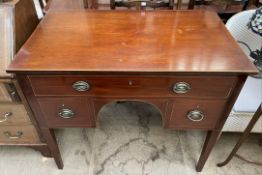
(0, 102), (31, 125)
(0, 125), (40, 143)
(29, 75), (236, 99)
(168, 99), (227, 129)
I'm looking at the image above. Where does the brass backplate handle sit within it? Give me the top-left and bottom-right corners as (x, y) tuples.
(72, 81), (90, 92)
(187, 110), (204, 122)
(0, 112), (13, 123)
(4, 131), (23, 139)
(59, 108), (75, 119)
(173, 82), (191, 94)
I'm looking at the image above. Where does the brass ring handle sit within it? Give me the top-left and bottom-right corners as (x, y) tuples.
(59, 108), (75, 119)
(0, 112), (12, 123)
(173, 82), (191, 94)
(72, 81), (90, 92)
(187, 110), (204, 122)
(4, 131), (23, 139)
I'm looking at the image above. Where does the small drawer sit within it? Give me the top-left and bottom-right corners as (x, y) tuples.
(0, 125), (40, 143)
(29, 75), (236, 99)
(0, 82), (21, 102)
(37, 97), (95, 128)
(168, 99), (227, 129)
(0, 83), (12, 102)
(0, 103), (31, 125)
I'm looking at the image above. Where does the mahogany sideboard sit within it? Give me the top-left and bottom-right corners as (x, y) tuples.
(7, 10), (258, 172)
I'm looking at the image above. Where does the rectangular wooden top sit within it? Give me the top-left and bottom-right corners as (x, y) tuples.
(7, 10), (258, 74)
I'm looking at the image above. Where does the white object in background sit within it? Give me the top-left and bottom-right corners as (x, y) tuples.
(226, 10), (262, 113)
(223, 10), (262, 133)
(234, 77), (262, 112)
(33, 0), (44, 19)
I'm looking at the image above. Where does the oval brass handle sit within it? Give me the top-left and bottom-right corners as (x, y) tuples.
(187, 110), (204, 122)
(4, 131), (23, 139)
(59, 109), (75, 119)
(0, 112), (12, 123)
(173, 82), (191, 94)
(72, 81), (90, 92)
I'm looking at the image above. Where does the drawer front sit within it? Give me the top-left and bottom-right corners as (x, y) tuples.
(0, 83), (12, 102)
(29, 76), (236, 98)
(0, 103), (31, 125)
(168, 99), (227, 129)
(0, 125), (40, 143)
(37, 97), (95, 128)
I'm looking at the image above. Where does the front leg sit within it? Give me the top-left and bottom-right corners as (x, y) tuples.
(196, 130), (222, 172)
(42, 128), (64, 169)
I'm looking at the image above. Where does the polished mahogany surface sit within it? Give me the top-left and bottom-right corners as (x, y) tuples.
(28, 75), (236, 98)
(7, 10), (257, 74)
(6, 10), (258, 171)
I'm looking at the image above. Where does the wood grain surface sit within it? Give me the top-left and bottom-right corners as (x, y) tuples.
(8, 10), (258, 171)
(7, 10), (257, 74)
(28, 75), (236, 98)
(0, 124), (40, 144)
